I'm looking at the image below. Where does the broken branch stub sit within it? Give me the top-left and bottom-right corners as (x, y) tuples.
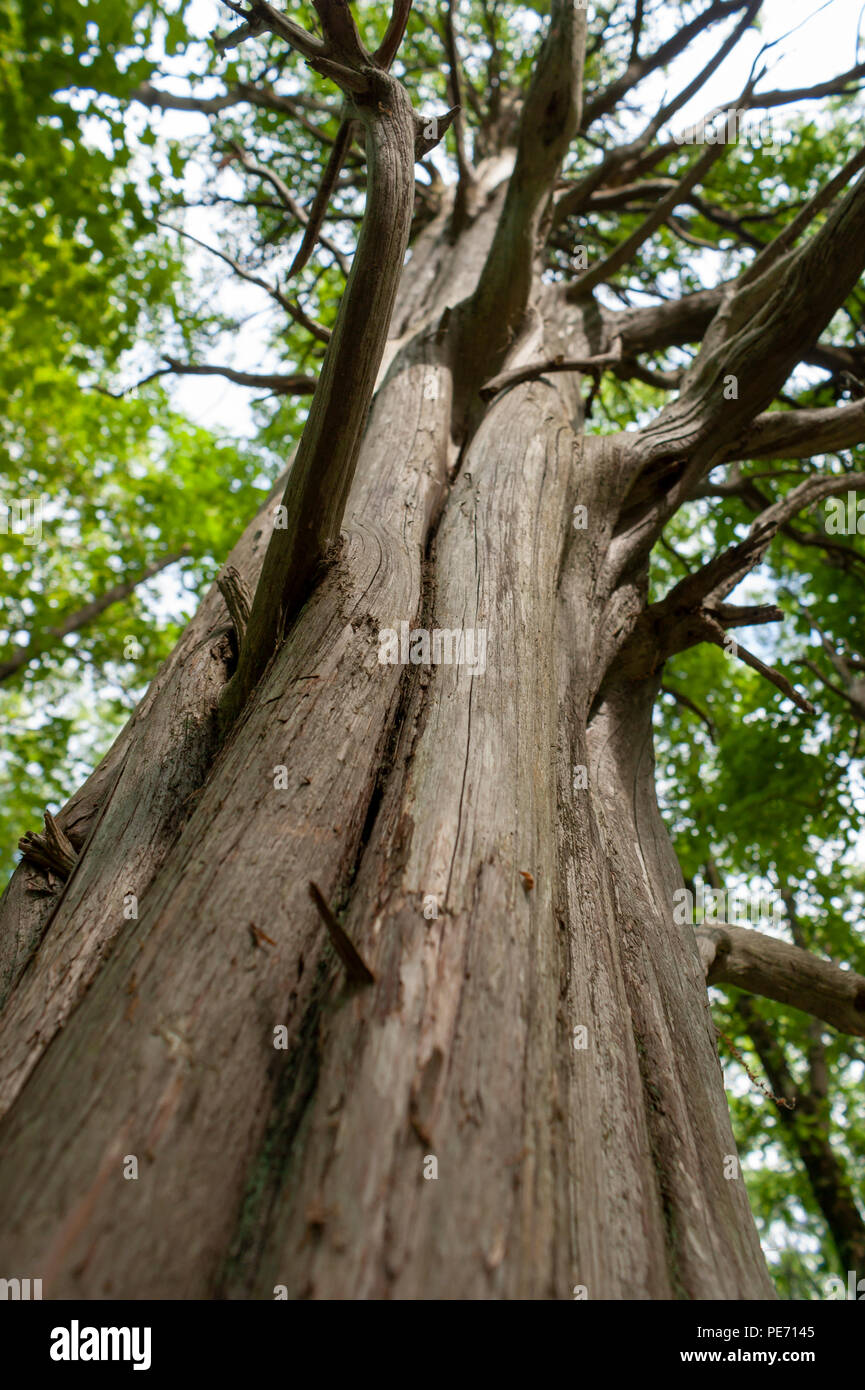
(18, 811), (78, 883)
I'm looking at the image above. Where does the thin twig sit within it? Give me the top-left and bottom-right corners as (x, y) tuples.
(309, 881), (375, 984)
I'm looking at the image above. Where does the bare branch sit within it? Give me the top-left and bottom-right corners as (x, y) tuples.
(374, 0), (413, 70)
(230, 141), (353, 277)
(734, 994), (865, 1269)
(713, 632), (815, 714)
(160, 358), (318, 394)
(646, 471), (865, 630)
(661, 684), (718, 739)
(283, 298), (332, 344)
(219, 68), (421, 727)
(480, 340), (624, 400)
(132, 81), (251, 115)
(628, 166), (865, 542)
(616, 469), (865, 711)
(742, 143), (865, 287)
(722, 398), (865, 462)
(442, 0), (476, 230)
(698, 924), (865, 1036)
(567, 143), (728, 301)
(453, 0), (587, 399)
(0, 549), (189, 684)
(800, 658), (865, 720)
(132, 80), (341, 144)
(581, 0), (756, 131)
(157, 221), (331, 343)
(311, 0), (369, 64)
(629, 0), (646, 63)
(158, 221), (292, 311)
(306, 55), (368, 94)
(717, 61), (865, 114)
(652, 0), (762, 144)
(216, 0), (327, 61)
(286, 119), (354, 279)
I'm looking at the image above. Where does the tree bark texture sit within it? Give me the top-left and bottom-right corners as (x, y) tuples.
(0, 161), (776, 1300)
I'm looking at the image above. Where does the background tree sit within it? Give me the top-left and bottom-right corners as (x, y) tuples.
(0, 0), (864, 1299)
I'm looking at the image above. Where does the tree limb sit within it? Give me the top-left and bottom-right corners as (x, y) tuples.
(374, 0), (413, 70)
(567, 143), (728, 301)
(625, 166), (865, 563)
(219, 67), (439, 728)
(229, 141), (353, 277)
(581, 0), (756, 131)
(452, 0), (586, 400)
(285, 118), (354, 279)
(734, 995), (865, 1272)
(216, 0), (327, 60)
(0, 549), (189, 683)
(441, 0), (476, 232)
(698, 924), (865, 1036)
(722, 398), (865, 462)
(131, 80), (337, 145)
(479, 341), (624, 400)
(660, 684), (718, 739)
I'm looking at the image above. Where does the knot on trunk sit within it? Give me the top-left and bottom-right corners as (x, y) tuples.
(19, 810), (78, 883)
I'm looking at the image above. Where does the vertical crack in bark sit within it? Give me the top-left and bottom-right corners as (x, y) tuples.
(632, 1024), (689, 1300)
(216, 955), (330, 1298)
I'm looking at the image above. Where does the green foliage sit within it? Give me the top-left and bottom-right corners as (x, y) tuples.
(0, 0), (286, 877)
(654, 479), (865, 1292)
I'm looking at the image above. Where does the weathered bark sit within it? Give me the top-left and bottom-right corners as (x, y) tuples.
(0, 477), (282, 1018)
(0, 168), (777, 1296)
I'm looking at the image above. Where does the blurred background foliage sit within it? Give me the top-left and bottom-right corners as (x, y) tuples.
(0, 0), (863, 1296)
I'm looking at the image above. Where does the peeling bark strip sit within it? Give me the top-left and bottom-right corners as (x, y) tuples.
(3, 0), (865, 1302)
(216, 565), (252, 651)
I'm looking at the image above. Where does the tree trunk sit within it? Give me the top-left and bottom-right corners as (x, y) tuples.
(0, 161), (774, 1300)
